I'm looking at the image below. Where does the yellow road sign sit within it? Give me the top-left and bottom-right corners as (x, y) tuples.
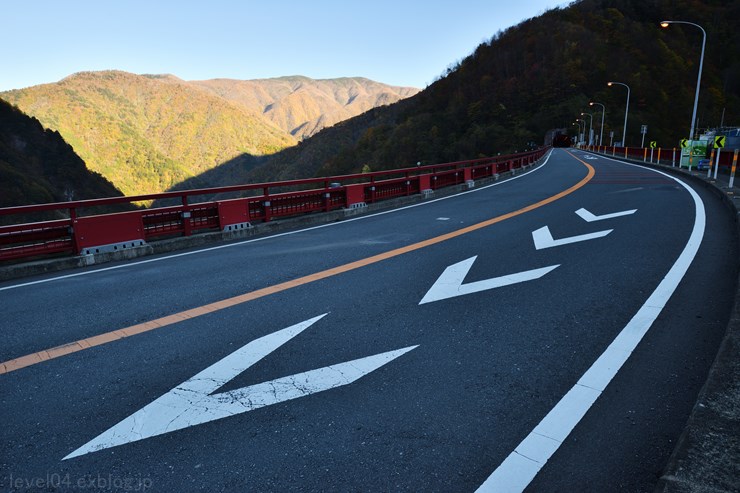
(680, 138), (689, 148)
(715, 135), (726, 148)
(650, 141), (657, 149)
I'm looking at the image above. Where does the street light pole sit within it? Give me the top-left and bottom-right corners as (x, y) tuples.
(574, 120), (585, 146)
(581, 112), (594, 147)
(660, 20), (706, 140)
(608, 81), (630, 147)
(590, 102), (606, 146)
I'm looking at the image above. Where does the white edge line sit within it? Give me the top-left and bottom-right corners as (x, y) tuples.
(476, 153), (706, 492)
(1, 151), (553, 292)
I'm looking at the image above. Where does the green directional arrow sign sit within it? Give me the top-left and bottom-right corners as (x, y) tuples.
(715, 135), (726, 148)
(680, 138), (689, 148)
(650, 141), (657, 149)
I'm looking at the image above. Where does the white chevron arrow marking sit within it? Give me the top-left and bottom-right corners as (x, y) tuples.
(419, 256), (559, 304)
(532, 226), (612, 250)
(575, 207), (637, 222)
(64, 314), (417, 460)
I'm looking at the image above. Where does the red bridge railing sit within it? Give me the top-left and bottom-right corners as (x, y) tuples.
(0, 149), (547, 262)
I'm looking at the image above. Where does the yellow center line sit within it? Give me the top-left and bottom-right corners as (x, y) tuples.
(1, 152), (594, 375)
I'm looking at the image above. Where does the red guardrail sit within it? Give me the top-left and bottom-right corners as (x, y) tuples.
(0, 149), (547, 262)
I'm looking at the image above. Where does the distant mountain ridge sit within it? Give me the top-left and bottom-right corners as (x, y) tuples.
(190, 76), (419, 140)
(0, 71), (418, 196)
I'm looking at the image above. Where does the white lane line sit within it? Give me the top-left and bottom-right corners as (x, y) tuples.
(476, 158), (706, 492)
(1, 151), (554, 292)
(609, 187), (644, 194)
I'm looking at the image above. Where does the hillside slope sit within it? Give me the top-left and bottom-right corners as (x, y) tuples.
(0, 71), (297, 196)
(0, 73), (418, 196)
(0, 99), (124, 210)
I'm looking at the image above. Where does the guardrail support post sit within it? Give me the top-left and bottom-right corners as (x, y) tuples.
(69, 207), (79, 254)
(181, 196), (192, 236)
(729, 149), (738, 189)
(323, 181), (331, 212)
(263, 187), (272, 222)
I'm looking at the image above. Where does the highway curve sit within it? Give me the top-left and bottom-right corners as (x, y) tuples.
(0, 148), (736, 492)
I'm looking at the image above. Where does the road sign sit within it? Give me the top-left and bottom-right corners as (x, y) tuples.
(680, 139), (689, 148)
(641, 125), (648, 135)
(715, 135), (726, 148)
(650, 141), (657, 149)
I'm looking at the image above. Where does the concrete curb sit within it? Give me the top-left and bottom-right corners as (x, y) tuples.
(587, 151), (740, 493)
(0, 161), (544, 283)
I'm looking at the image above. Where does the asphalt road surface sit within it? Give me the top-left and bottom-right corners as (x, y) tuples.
(1, 148), (736, 492)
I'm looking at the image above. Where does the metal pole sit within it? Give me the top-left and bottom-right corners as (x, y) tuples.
(608, 82), (630, 146)
(714, 148), (721, 180)
(581, 112), (594, 147)
(576, 119), (585, 147)
(590, 102), (606, 149)
(660, 21), (706, 140)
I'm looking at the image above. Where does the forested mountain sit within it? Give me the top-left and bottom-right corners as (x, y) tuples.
(201, 0), (738, 185)
(0, 99), (124, 210)
(0, 72), (417, 196)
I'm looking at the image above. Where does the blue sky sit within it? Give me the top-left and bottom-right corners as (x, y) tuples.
(1, 0), (569, 91)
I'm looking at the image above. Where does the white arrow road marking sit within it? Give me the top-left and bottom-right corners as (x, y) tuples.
(532, 226), (612, 250)
(419, 256), (559, 305)
(64, 314), (418, 460)
(575, 207), (637, 222)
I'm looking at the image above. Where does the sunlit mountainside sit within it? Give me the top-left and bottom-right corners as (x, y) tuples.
(191, 76), (419, 140)
(0, 72), (418, 196)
